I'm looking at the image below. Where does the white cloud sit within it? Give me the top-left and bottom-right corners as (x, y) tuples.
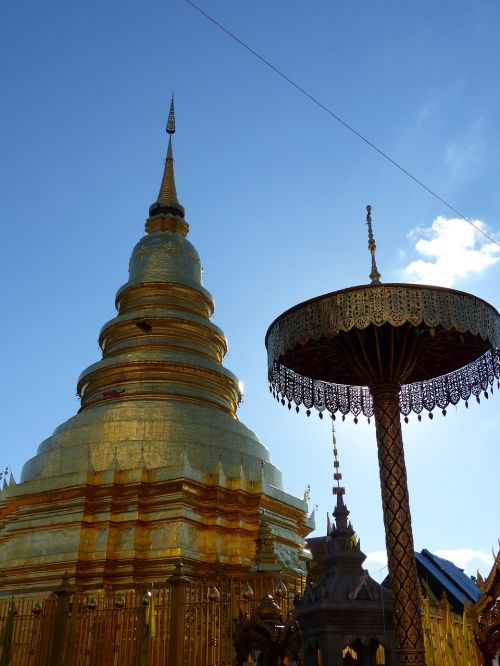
(435, 549), (494, 577)
(403, 216), (500, 287)
(364, 548), (494, 580)
(365, 550), (388, 579)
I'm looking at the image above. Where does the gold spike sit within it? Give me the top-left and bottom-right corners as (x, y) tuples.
(147, 96), (187, 234)
(157, 136), (183, 211)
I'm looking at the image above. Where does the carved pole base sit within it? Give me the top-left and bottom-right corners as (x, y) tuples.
(371, 384), (426, 666)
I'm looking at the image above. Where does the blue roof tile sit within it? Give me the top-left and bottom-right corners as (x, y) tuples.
(416, 549), (481, 611)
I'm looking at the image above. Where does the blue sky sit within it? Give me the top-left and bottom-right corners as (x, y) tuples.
(1, 0), (499, 578)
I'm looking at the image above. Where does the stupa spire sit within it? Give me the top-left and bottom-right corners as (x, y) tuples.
(328, 421), (359, 551)
(147, 94), (187, 234)
(250, 511), (282, 573)
(72, 102), (245, 418)
(331, 422), (349, 531)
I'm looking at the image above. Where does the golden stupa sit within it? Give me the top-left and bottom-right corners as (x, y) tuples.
(0, 98), (312, 593)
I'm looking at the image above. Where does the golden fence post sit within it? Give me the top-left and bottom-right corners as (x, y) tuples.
(46, 572), (74, 666)
(0, 599), (16, 666)
(166, 562), (190, 666)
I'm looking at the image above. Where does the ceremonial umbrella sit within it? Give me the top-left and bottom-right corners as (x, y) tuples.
(265, 207), (500, 666)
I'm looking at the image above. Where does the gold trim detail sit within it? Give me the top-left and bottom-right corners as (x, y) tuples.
(145, 213), (189, 236)
(266, 284), (500, 365)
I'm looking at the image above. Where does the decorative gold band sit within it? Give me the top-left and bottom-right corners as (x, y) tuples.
(267, 284), (500, 364)
(396, 648), (427, 666)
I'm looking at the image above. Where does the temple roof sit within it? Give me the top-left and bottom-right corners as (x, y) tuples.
(415, 549), (480, 613)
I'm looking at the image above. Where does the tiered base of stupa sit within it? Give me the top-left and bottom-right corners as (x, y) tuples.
(0, 400), (311, 593)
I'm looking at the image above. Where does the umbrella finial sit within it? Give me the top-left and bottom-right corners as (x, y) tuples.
(366, 205), (382, 284)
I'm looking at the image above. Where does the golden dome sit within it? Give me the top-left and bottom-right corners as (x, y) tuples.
(126, 232), (204, 290)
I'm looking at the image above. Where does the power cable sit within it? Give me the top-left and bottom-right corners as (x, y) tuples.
(184, 0), (500, 249)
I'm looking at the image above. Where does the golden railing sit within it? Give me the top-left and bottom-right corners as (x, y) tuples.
(0, 575), (303, 666)
(0, 578), (483, 666)
(422, 597), (483, 666)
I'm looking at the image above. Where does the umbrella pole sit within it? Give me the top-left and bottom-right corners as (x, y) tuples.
(371, 383), (426, 666)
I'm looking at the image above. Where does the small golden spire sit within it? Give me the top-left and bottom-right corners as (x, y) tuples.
(331, 420), (351, 535)
(366, 205), (381, 284)
(147, 94), (186, 229)
(331, 421), (344, 498)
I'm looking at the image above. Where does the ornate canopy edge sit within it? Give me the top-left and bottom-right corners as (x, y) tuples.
(268, 347), (500, 421)
(266, 284), (500, 367)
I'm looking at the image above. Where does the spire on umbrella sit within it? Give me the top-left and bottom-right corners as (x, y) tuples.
(366, 205), (381, 284)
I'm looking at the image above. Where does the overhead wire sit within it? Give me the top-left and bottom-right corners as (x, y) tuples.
(184, 0), (500, 250)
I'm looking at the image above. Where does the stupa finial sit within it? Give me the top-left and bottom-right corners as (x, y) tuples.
(166, 93), (176, 135)
(147, 93), (186, 231)
(366, 205), (381, 284)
